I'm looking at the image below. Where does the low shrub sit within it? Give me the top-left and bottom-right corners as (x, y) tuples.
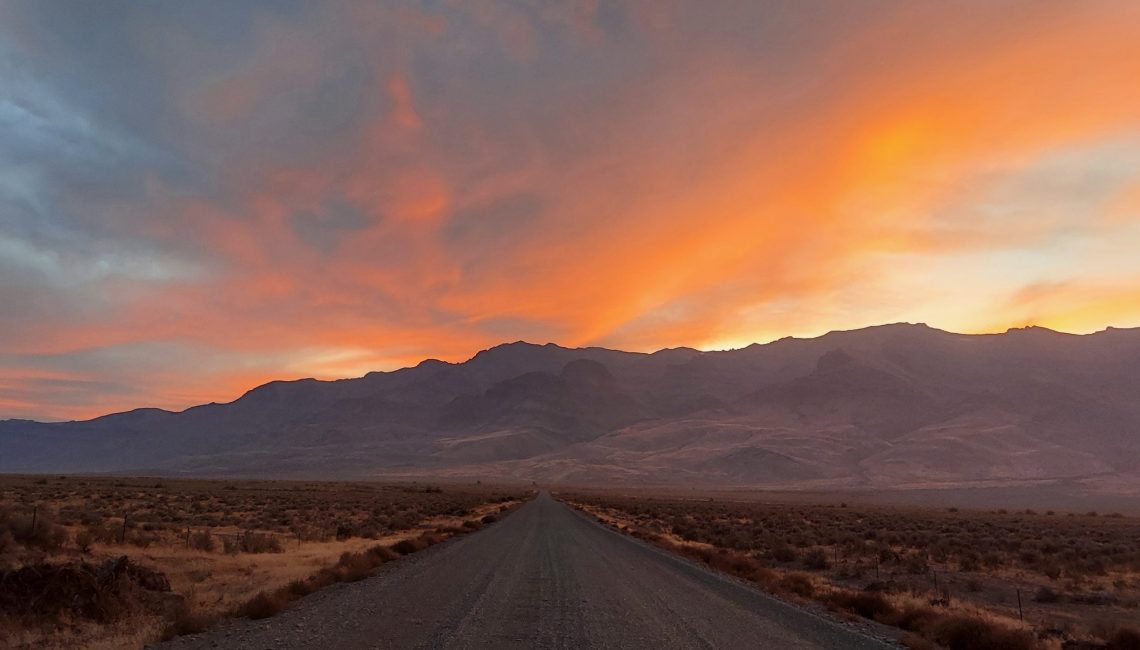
(778, 573), (815, 598)
(824, 590), (896, 621)
(223, 531), (283, 554)
(161, 601), (214, 640)
(929, 615), (1038, 650)
(74, 529), (94, 553)
(334, 551), (376, 582)
(390, 532), (446, 556)
(884, 605), (941, 633)
(188, 529), (215, 552)
(863, 580), (902, 593)
(0, 557), (170, 624)
(3, 510), (69, 552)
(240, 591), (287, 620)
(802, 548), (830, 570)
(391, 539), (421, 555)
(127, 529), (161, 548)
(286, 578), (313, 598)
(771, 544), (798, 562)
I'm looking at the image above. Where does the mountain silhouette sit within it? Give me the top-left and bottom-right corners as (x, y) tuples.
(2, 323), (1138, 488)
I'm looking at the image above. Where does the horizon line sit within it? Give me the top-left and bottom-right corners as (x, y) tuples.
(7, 320), (1139, 425)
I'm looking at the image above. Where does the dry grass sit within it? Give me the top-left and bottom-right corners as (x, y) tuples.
(137, 531), (423, 615)
(562, 491), (1140, 650)
(0, 476), (528, 648)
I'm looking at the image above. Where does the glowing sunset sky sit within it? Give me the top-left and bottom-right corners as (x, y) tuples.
(2, 1), (1140, 420)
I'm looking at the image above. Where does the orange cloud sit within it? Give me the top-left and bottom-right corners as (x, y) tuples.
(988, 280), (1140, 333)
(5, 1), (1140, 419)
(387, 73), (423, 131)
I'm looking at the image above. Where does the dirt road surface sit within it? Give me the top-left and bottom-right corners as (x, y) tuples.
(159, 492), (894, 649)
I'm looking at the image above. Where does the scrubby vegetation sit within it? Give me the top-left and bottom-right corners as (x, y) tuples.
(0, 475), (527, 648)
(1, 476), (519, 560)
(1, 556), (172, 625)
(562, 491), (1140, 649)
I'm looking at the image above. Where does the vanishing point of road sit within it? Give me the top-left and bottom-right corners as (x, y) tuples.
(160, 492), (894, 649)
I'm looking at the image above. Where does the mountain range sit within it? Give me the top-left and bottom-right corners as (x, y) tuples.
(3, 323), (1140, 489)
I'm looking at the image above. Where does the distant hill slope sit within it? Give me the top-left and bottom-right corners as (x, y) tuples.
(2, 323), (1139, 488)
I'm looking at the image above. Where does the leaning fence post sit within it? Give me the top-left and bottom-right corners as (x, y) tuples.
(1016, 588), (1023, 621)
(31, 505), (38, 531)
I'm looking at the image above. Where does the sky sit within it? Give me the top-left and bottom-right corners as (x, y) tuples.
(2, 1), (1140, 421)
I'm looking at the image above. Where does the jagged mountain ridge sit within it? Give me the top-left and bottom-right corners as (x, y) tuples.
(2, 323), (1139, 487)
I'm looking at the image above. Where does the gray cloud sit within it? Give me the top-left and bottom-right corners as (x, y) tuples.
(290, 198), (373, 253)
(2, 0), (1138, 419)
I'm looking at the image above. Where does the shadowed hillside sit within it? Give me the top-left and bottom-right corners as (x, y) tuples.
(2, 324), (1139, 489)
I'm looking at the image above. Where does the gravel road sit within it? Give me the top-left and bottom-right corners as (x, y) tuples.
(159, 492), (895, 649)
